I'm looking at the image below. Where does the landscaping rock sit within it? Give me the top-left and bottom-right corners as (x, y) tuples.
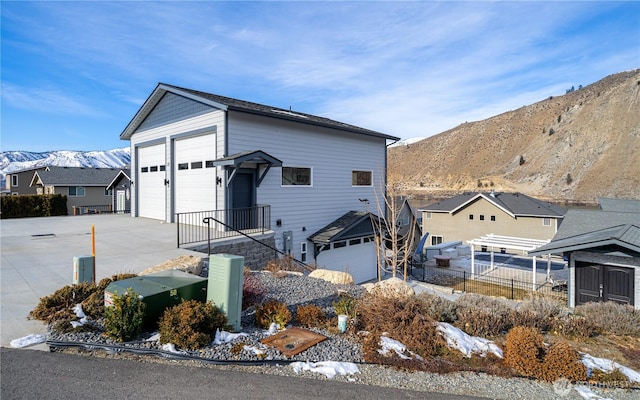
(138, 255), (205, 276)
(308, 269), (354, 285)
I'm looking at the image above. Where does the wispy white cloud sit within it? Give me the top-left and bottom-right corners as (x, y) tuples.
(1, 83), (103, 116)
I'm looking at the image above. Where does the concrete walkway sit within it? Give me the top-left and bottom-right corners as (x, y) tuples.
(1, 214), (202, 349)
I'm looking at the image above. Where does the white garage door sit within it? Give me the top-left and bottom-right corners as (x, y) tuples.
(138, 144), (166, 220)
(174, 134), (217, 213)
(316, 239), (377, 284)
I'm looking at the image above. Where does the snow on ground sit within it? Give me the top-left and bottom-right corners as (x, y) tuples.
(436, 322), (503, 358)
(581, 353), (640, 383)
(574, 385), (613, 400)
(10, 334), (46, 348)
(290, 361), (360, 379)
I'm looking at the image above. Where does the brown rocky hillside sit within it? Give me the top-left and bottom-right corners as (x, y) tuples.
(389, 69), (640, 204)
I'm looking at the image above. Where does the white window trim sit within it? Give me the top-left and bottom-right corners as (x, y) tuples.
(300, 242), (307, 263)
(281, 166), (313, 187)
(543, 217), (551, 226)
(69, 186), (86, 197)
(351, 170), (373, 187)
(431, 235), (443, 245)
(11, 175), (18, 187)
(425, 212), (432, 219)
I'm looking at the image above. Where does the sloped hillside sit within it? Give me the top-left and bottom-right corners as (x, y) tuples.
(389, 69), (640, 203)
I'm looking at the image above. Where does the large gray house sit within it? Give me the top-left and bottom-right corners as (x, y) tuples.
(119, 83), (399, 282)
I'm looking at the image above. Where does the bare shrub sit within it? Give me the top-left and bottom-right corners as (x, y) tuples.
(575, 302), (640, 336)
(551, 314), (599, 338)
(295, 304), (326, 328)
(541, 341), (587, 382)
(454, 294), (514, 337)
(414, 293), (457, 323)
(514, 295), (567, 332)
(242, 273), (266, 310)
(264, 255), (305, 275)
(255, 299), (292, 329)
(504, 326), (545, 378)
(158, 300), (228, 350)
(357, 293), (446, 358)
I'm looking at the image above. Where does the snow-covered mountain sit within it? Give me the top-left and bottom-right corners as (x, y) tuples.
(0, 148), (131, 185)
(388, 137), (428, 148)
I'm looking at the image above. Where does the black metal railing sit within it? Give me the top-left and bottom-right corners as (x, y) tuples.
(411, 265), (567, 301)
(72, 205), (125, 215)
(176, 205), (270, 247)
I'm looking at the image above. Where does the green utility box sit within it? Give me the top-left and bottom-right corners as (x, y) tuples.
(105, 269), (207, 329)
(73, 255), (94, 284)
(207, 254), (244, 332)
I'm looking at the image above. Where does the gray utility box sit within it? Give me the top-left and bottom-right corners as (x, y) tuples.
(73, 255), (94, 284)
(105, 269), (207, 329)
(207, 254), (244, 332)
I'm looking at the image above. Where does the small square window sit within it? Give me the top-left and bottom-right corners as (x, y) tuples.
(469, 214), (474, 220)
(150, 166), (158, 172)
(160, 165), (166, 171)
(205, 160), (215, 168)
(141, 167), (149, 173)
(178, 163), (188, 170)
(480, 215), (485, 221)
(69, 186), (85, 196)
(543, 218), (551, 226)
(490, 215), (496, 222)
(352, 170), (372, 186)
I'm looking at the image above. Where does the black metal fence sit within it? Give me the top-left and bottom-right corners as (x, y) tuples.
(411, 265), (568, 301)
(72, 205), (129, 215)
(176, 205), (271, 247)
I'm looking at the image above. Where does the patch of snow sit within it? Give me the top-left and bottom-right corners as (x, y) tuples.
(70, 304), (88, 328)
(243, 345), (265, 356)
(290, 361), (360, 379)
(161, 343), (183, 354)
(581, 353), (640, 383)
(212, 329), (248, 345)
(10, 333), (47, 348)
(437, 322), (503, 358)
(145, 333), (161, 342)
(574, 385), (613, 400)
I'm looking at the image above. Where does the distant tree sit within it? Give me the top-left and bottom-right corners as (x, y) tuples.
(578, 84), (583, 90)
(549, 128), (555, 136)
(558, 115), (562, 123)
(519, 155), (525, 165)
(477, 179), (482, 187)
(542, 127), (546, 134)
(566, 173), (573, 185)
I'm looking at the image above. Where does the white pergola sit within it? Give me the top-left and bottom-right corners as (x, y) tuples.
(466, 234), (552, 290)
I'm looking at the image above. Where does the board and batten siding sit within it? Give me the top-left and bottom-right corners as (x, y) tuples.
(227, 112), (387, 257)
(130, 110), (226, 221)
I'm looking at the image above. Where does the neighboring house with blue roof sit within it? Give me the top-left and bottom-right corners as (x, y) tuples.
(419, 191), (567, 246)
(119, 83), (399, 271)
(30, 167), (123, 215)
(531, 198), (640, 309)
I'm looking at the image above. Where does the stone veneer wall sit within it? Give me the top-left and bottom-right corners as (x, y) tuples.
(189, 233), (277, 270)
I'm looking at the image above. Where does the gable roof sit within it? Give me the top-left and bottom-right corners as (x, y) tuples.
(31, 167), (122, 187)
(308, 211), (378, 245)
(120, 83), (400, 141)
(420, 191), (566, 218)
(106, 169), (131, 189)
(598, 197), (640, 213)
(529, 223), (640, 256)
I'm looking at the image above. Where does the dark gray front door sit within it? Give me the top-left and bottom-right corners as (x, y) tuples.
(230, 170), (256, 230)
(575, 261), (635, 306)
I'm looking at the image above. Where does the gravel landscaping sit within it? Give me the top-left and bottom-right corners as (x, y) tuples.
(47, 270), (639, 400)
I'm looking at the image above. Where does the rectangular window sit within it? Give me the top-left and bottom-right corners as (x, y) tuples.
(150, 166), (158, 172)
(141, 167), (149, 173)
(490, 215), (496, 222)
(352, 170), (372, 186)
(480, 215), (485, 221)
(11, 175), (18, 186)
(205, 160), (215, 168)
(425, 212), (432, 219)
(431, 235), (443, 245)
(300, 242), (307, 263)
(469, 214), (474, 220)
(69, 186), (85, 196)
(178, 163), (188, 170)
(282, 167), (311, 186)
(349, 238), (362, 246)
(104, 188), (113, 196)
(333, 241), (346, 249)
(543, 218), (551, 226)
(191, 161), (203, 169)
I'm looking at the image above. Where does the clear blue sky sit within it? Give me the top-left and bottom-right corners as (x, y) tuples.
(1, 1), (638, 152)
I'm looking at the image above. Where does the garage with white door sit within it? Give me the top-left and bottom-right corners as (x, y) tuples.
(137, 143), (166, 220)
(173, 133), (218, 214)
(309, 211), (379, 284)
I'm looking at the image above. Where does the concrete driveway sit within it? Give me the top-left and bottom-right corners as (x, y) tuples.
(1, 214), (202, 349)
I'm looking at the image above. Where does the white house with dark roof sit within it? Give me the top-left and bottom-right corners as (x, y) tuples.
(30, 166), (123, 215)
(119, 83), (399, 272)
(420, 191), (567, 246)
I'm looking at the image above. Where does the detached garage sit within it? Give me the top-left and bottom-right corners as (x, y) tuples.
(309, 211), (379, 284)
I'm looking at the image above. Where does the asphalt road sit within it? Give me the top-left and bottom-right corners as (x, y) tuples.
(1, 348), (486, 400)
